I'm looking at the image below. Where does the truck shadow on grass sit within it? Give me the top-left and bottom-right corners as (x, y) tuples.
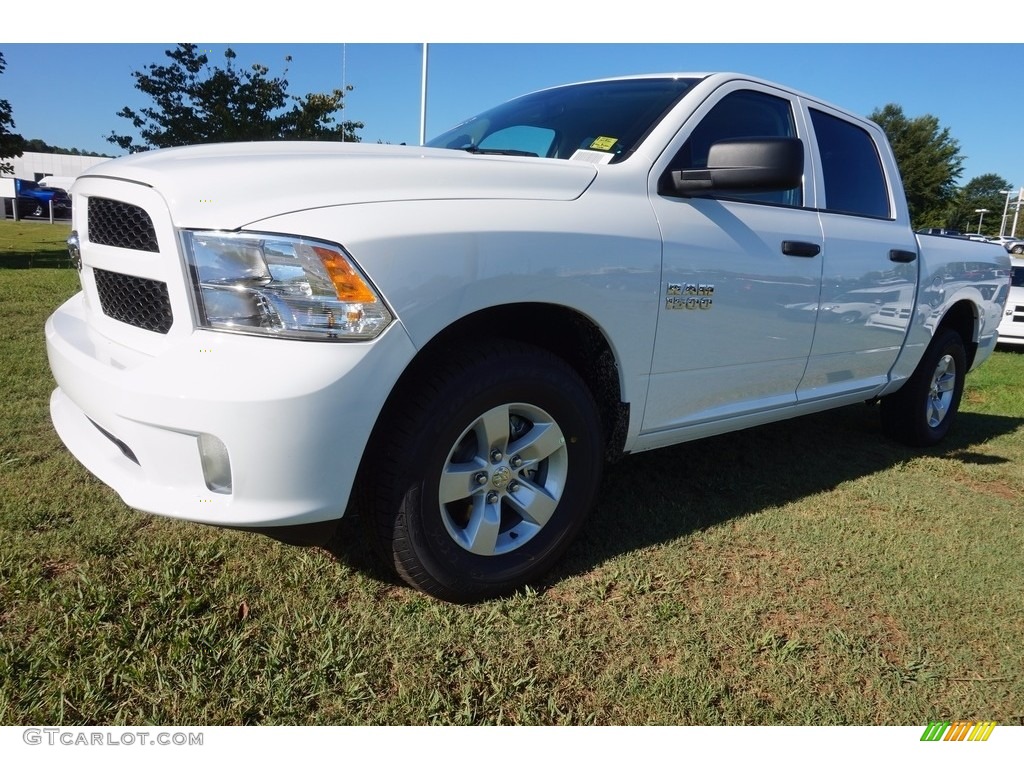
(556, 404), (1022, 580)
(318, 403), (1023, 597)
(0, 249), (73, 269)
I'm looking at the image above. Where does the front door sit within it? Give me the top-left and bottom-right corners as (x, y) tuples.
(642, 85), (824, 437)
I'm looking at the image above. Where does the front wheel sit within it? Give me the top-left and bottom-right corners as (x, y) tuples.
(369, 343), (604, 602)
(1011, 245), (1024, 255)
(880, 328), (966, 446)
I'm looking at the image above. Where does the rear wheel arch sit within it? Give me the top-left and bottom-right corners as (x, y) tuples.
(935, 299), (978, 369)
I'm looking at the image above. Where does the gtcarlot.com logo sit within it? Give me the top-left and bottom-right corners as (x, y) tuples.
(920, 721), (997, 742)
(23, 728), (203, 747)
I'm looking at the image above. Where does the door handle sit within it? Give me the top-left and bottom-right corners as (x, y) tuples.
(889, 249), (917, 263)
(782, 241), (820, 257)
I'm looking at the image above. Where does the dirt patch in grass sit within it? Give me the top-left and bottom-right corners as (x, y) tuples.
(39, 558), (77, 580)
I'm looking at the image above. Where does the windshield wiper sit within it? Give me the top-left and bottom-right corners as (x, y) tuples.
(462, 147), (539, 157)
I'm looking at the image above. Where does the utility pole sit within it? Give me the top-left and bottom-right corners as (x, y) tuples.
(419, 44), (429, 146)
(1013, 187), (1023, 238)
(1000, 189), (1013, 237)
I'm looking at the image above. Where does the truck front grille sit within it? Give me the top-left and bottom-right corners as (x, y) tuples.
(88, 197), (159, 252)
(93, 268), (173, 334)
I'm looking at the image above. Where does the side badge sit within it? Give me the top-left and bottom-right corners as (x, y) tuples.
(666, 282), (714, 310)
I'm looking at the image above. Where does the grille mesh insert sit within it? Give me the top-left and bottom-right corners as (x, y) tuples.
(93, 268), (173, 334)
(88, 197), (159, 252)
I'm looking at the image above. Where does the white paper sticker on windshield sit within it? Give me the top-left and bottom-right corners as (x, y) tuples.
(569, 149), (615, 165)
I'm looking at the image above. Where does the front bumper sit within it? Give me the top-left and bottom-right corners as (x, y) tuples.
(46, 292), (416, 526)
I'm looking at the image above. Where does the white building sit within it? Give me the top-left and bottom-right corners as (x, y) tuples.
(2, 151), (113, 188)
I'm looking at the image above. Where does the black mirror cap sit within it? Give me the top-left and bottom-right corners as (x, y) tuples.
(671, 137), (804, 194)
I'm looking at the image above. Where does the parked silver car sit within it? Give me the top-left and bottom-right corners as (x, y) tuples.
(989, 236), (1024, 254)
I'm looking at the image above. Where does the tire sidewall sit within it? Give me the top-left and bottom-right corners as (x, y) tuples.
(912, 329), (966, 444)
(394, 351), (602, 598)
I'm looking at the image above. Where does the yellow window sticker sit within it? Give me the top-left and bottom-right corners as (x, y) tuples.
(589, 136), (617, 151)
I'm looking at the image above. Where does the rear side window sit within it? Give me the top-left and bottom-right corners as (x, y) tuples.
(810, 109), (891, 219)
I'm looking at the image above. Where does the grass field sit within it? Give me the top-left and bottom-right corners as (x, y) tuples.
(1, 219), (1023, 725)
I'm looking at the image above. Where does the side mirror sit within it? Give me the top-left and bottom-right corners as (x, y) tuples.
(670, 137), (804, 194)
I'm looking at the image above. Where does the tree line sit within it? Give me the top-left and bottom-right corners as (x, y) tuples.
(869, 104), (1013, 235)
(0, 45), (1016, 234)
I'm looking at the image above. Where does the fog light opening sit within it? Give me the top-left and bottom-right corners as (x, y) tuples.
(198, 434), (233, 494)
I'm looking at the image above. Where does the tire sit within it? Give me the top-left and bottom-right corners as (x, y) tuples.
(1011, 245), (1024, 255)
(879, 328), (966, 447)
(369, 342), (603, 602)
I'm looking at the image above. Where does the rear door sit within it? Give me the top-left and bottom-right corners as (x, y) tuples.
(796, 105), (920, 402)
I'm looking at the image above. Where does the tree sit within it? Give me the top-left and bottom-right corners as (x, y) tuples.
(24, 138), (112, 158)
(108, 44), (362, 153)
(868, 104), (963, 229)
(0, 51), (27, 175)
(948, 173), (1013, 235)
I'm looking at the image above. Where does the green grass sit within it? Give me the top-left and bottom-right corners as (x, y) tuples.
(1, 219), (1023, 725)
(0, 219), (73, 269)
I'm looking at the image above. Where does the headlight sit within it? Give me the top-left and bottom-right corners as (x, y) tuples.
(181, 231), (392, 341)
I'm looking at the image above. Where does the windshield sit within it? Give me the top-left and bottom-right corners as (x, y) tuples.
(426, 77), (699, 163)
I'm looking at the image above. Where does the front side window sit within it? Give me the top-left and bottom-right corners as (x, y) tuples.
(661, 89), (801, 206)
(810, 109), (891, 219)
(426, 78), (699, 163)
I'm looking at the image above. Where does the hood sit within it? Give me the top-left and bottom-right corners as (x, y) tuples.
(79, 142), (599, 229)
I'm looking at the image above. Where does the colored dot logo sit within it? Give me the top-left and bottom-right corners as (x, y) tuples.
(198, 198), (214, 203)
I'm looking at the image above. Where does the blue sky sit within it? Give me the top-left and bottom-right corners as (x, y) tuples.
(3, 6), (1024, 192)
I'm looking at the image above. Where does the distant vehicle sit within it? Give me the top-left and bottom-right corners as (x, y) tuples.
(38, 175), (76, 193)
(989, 236), (1024, 254)
(917, 227), (963, 237)
(996, 257), (1024, 346)
(2, 178), (72, 219)
(966, 234), (992, 242)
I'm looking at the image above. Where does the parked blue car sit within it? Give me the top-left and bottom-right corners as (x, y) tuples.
(3, 178), (72, 219)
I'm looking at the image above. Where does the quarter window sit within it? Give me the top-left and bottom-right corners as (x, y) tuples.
(810, 109), (891, 218)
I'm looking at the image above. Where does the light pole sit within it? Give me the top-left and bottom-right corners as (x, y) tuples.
(1013, 187), (1024, 238)
(974, 209), (989, 234)
(419, 43), (429, 146)
(1000, 189), (1014, 236)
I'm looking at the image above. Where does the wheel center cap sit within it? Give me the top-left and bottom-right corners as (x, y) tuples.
(491, 466), (512, 490)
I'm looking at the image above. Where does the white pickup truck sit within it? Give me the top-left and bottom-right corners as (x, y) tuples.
(46, 73), (1010, 601)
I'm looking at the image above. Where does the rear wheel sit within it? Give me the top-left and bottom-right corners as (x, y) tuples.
(369, 343), (603, 602)
(880, 328), (966, 446)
